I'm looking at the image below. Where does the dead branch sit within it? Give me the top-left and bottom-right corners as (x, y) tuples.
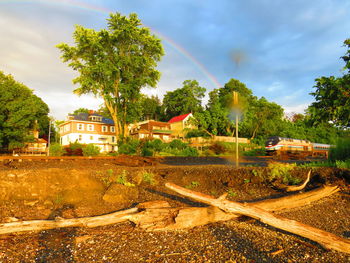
(275, 170), (311, 192)
(165, 182), (350, 254)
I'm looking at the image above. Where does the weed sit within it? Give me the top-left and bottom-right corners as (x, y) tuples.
(252, 169), (263, 178)
(185, 181), (200, 189)
(142, 171), (157, 185)
(53, 193), (64, 205)
(243, 178), (250, 184)
(268, 162), (301, 185)
(116, 170), (135, 187)
(227, 188), (237, 197)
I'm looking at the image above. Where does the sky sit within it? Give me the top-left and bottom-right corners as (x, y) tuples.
(1, 0), (349, 120)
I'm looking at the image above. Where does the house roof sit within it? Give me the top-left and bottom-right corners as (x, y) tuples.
(69, 112), (114, 124)
(168, 113), (192, 124)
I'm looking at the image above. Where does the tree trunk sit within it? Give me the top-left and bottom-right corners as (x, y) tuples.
(165, 183), (350, 254)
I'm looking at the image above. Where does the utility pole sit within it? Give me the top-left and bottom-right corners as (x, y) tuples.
(47, 118), (52, 156)
(233, 91), (239, 168)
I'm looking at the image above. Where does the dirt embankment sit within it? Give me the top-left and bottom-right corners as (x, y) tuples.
(0, 156), (349, 262)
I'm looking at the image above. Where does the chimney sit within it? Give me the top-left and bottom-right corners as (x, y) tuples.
(88, 110), (94, 115)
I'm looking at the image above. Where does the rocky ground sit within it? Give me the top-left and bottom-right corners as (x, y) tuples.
(0, 156), (349, 262)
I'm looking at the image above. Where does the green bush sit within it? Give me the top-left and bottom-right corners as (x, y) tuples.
(118, 138), (140, 155)
(243, 147), (266, 156)
(329, 138), (350, 161)
(169, 139), (187, 150)
(65, 142), (84, 156)
(82, 143), (100, 156)
(185, 129), (210, 138)
(49, 143), (64, 156)
(268, 162), (300, 185)
(208, 142), (227, 155)
(180, 147), (199, 157)
(141, 147), (153, 157)
(141, 139), (164, 156)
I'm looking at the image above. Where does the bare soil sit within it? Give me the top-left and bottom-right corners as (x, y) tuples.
(0, 156), (350, 262)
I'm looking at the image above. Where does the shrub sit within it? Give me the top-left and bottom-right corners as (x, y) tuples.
(185, 129), (210, 138)
(141, 147), (153, 157)
(49, 143), (64, 156)
(118, 138), (140, 155)
(64, 142), (84, 156)
(268, 162), (300, 185)
(329, 138), (350, 161)
(169, 139), (187, 150)
(82, 143), (100, 156)
(208, 142), (226, 155)
(180, 146), (199, 157)
(243, 147), (266, 156)
(141, 139), (164, 156)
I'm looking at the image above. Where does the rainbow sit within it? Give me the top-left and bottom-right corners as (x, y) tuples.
(1, 0), (222, 89)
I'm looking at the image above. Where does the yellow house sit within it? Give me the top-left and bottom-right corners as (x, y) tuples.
(168, 113), (195, 138)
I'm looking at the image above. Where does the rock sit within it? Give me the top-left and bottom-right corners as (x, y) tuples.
(103, 183), (139, 204)
(24, 200), (38, 206)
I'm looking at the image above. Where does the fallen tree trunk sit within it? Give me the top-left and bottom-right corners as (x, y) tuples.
(165, 183), (350, 254)
(0, 186), (339, 235)
(0, 208), (138, 235)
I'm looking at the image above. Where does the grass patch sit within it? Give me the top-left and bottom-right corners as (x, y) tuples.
(185, 181), (200, 189)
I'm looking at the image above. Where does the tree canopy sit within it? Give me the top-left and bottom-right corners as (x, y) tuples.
(0, 71), (50, 149)
(308, 38), (350, 128)
(57, 13), (164, 140)
(162, 80), (206, 120)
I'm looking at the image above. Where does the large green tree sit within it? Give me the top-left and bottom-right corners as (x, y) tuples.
(308, 38), (350, 128)
(162, 80), (205, 120)
(0, 71), (50, 149)
(57, 13), (164, 140)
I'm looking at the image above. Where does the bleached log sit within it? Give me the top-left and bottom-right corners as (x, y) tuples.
(165, 182), (350, 254)
(0, 208), (138, 235)
(0, 186), (340, 235)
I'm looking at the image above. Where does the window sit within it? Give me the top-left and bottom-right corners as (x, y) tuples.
(102, 126), (108, 132)
(64, 125), (70, 132)
(112, 136), (115, 143)
(90, 136), (93, 140)
(77, 123), (84, 131)
(87, 124), (94, 131)
(111, 126), (115, 133)
(78, 135), (82, 141)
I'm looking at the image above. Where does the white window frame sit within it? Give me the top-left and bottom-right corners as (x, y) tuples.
(110, 126), (115, 133)
(102, 126), (108, 132)
(77, 123), (84, 131)
(78, 135), (82, 141)
(87, 124), (94, 131)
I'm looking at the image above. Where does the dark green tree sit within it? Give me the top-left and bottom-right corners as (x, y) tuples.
(140, 95), (162, 121)
(57, 13), (164, 140)
(162, 80), (205, 120)
(308, 38), (350, 127)
(72, 108), (89, 115)
(0, 71), (50, 149)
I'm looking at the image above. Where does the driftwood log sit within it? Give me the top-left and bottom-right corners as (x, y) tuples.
(0, 185), (338, 233)
(275, 170), (311, 192)
(165, 183), (350, 254)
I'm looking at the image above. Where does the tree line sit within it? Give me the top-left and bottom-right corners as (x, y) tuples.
(0, 12), (349, 150)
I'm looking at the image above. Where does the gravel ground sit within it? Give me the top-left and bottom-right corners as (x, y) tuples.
(0, 158), (349, 262)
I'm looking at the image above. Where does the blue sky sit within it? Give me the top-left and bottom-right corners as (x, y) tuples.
(0, 0), (349, 120)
